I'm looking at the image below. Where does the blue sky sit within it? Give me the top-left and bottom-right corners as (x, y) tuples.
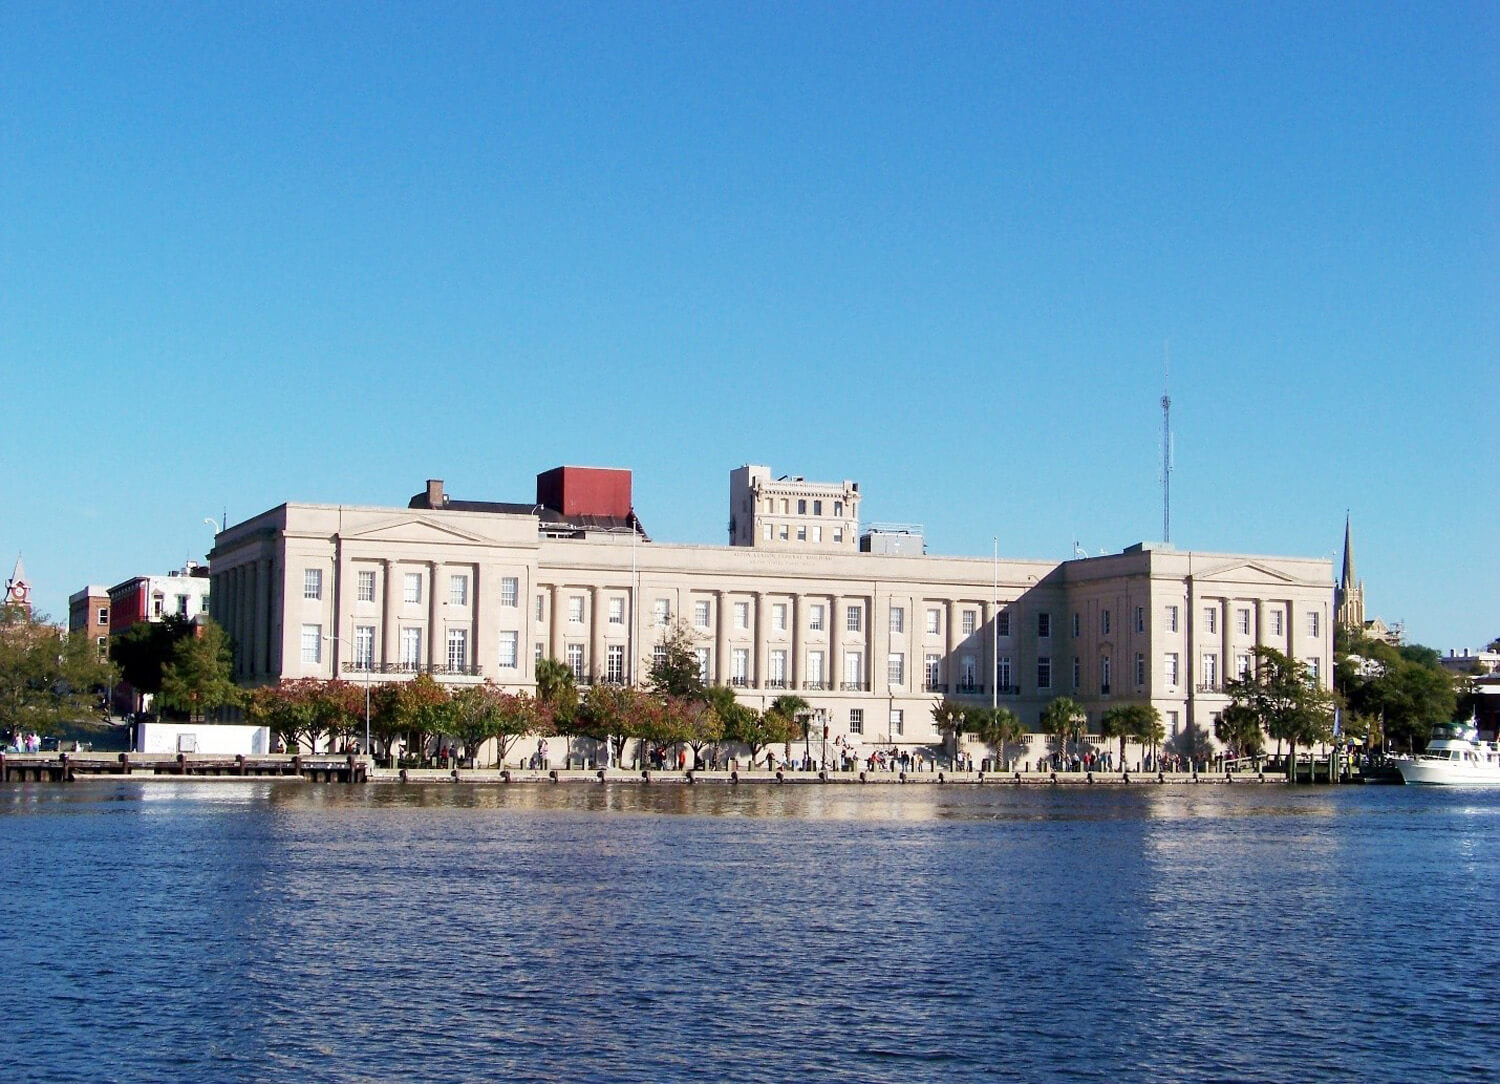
(3, 2), (1495, 650)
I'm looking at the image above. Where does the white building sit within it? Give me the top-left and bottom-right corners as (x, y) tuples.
(208, 465), (1334, 758)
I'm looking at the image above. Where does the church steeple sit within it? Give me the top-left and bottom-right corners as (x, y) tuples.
(1336, 516), (1364, 629)
(4, 555), (29, 612)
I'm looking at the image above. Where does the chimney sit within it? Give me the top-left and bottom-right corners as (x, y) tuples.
(426, 479), (446, 507)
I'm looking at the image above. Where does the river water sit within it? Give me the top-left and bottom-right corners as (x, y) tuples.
(0, 780), (1495, 1082)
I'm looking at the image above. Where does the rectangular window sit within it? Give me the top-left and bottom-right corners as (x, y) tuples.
(1072, 612), (1080, 638)
(843, 651), (863, 689)
(1202, 653), (1219, 689)
(797, 499), (807, 514)
(498, 631), (519, 669)
(447, 628), (469, 671)
(1135, 653), (1146, 686)
(833, 528), (843, 544)
(807, 650), (825, 686)
(763, 523), (773, 541)
(773, 603), (787, 631)
(535, 642), (543, 663)
(962, 610), (976, 636)
(927, 608), (941, 635)
(301, 624), (322, 664)
(606, 644), (624, 683)
(812, 526), (822, 543)
(846, 605), (863, 633)
(1135, 606), (1145, 634)
(653, 643), (668, 671)
(400, 628), (421, 669)
(694, 600), (711, 628)
(654, 599), (670, 626)
(153, 598), (164, 617)
(960, 654), (977, 687)
(1072, 656), (1081, 689)
(834, 501), (843, 517)
(813, 499), (823, 516)
(1167, 605), (1179, 632)
(849, 708), (864, 735)
(809, 604), (825, 632)
(997, 656), (1012, 690)
(563, 596), (581, 624)
(97, 636), (107, 657)
(925, 654), (941, 690)
(1167, 710), (1180, 738)
(1204, 607), (1218, 634)
(98, 607), (110, 625)
(304, 568), (322, 600)
(535, 594), (545, 622)
(176, 595), (189, 617)
(1037, 656), (1052, 690)
(695, 648), (711, 683)
(890, 708), (904, 737)
(1165, 652), (1179, 686)
(567, 643), (585, 680)
(887, 653), (905, 686)
(1236, 608), (1251, 635)
(734, 601), (749, 629)
(796, 526), (807, 541)
(779, 525), (789, 541)
(608, 597), (624, 625)
(1100, 655), (1111, 692)
(732, 647), (749, 684)
(770, 649), (787, 686)
(889, 606), (905, 634)
(354, 625), (375, 670)
(1308, 657), (1321, 681)
(500, 577), (519, 607)
(357, 570), (376, 603)
(1235, 652), (1251, 678)
(1271, 609), (1284, 636)
(403, 573), (422, 604)
(449, 575), (468, 607)
(1308, 612), (1320, 637)
(1038, 612), (1051, 638)
(996, 610), (1010, 637)
(1101, 609), (1111, 636)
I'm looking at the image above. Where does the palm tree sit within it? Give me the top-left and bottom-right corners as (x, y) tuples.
(971, 706), (1023, 769)
(1100, 703), (1161, 770)
(768, 694), (810, 766)
(1039, 696), (1086, 766)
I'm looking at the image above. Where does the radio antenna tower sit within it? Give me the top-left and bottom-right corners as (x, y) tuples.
(1161, 343), (1173, 544)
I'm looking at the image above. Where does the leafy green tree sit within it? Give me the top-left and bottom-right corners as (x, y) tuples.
(0, 608), (116, 740)
(1335, 630), (1456, 752)
(244, 680), (322, 752)
(648, 621), (705, 700)
(157, 620), (241, 721)
(1040, 696), (1087, 761)
(109, 615), (196, 712)
(678, 696), (724, 766)
(1224, 647), (1334, 774)
(577, 682), (653, 766)
(1101, 703), (1160, 767)
(368, 674), (453, 763)
(722, 705), (795, 766)
(448, 684), (505, 766)
(534, 658), (579, 730)
(930, 699), (968, 755)
(1213, 702), (1265, 764)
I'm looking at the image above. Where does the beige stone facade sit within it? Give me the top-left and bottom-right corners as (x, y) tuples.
(208, 470), (1334, 759)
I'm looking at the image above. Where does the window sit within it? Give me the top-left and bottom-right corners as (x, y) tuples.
(449, 575), (468, 607)
(1235, 652), (1251, 678)
(1100, 655), (1111, 693)
(996, 610), (1010, 637)
(779, 526), (789, 541)
(1072, 656), (1080, 689)
(960, 654), (977, 687)
(654, 599), (671, 626)
(98, 607), (109, 625)
(732, 648), (749, 684)
(400, 628), (421, 669)
(695, 648), (711, 683)
(927, 608), (941, 635)
(1204, 607), (1217, 634)
(153, 597), (164, 617)
(796, 526), (807, 541)
(1100, 609), (1111, 636)
(1135, 606), (1145, 634)
(809, 604), (825, 631)
(1038, 612), (1051, 638)
(1236, 608), (1251, 635)
(812, 526), (822, 543)
(176, 595), (189, 617)
(357, 571), (376, 603)
(1167, 710), (1180, 738)
(1167, 605), (1179, 632)
(1308, 657), (1321, 681)
(849, 708), (864, 735)
(770, 650), (787, 686)
(1271, 609), (1284, 636)
(1202, 653), (1219, 689)
(773, 603), (787, 632)
(403, 573), (422, 604)
(807, 650), (825, 686)
(797, 499), (807, 514)
(1165, 652), (1179, 686)
(997, 656), (1012, 690)
(500, 577), (519, 607)
(813, 500), (823, 515)
(608, 597), (624, 625)
(653, 643), (668, 671)
(354, 625), (375, 670)
(301, 624), (322, 664)
(568, 596), (585, 623)
(1308, 612), (1321, 637)
(535, 594), (545, 622)
(887, 653), (905, 686)
(833, 529), (843, 544)
(535, 642), (543, 663)
(1072, 612), (1080, 638)
(779, 499), (789, 513)
(567, 643), (585, 680)
(890, 708), (904, 736)
(734, 601), (749, 629)
(846, 605), (863, 633)
(97, 636), (107, 658)
(304, 568), (322, 600)
(498, 631), (519, 669)
(834, 501), (843, 517)
(962, 610), (977, 636)
(889, 606), (904, 634)
(606, 644), (624, 683)
(925, 654), (941, 689)
(1037, 656), (1052, 690)
(694, 600), (711, 628)
(843, 651), (863, 689)
(1135, 653), (1146, 686)
(447, 629), (469, 671)
(763, 523), (773, 541)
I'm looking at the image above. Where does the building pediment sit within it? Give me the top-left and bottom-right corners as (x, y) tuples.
(341, 515), (496, 547)
(1191, 559), (1304, 586)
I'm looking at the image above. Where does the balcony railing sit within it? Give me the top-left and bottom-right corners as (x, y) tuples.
(955, 683), (984, 695)
(766, 678), (788, 689)
(376, 662), (483, 677)
(839, 681), (869, 692)
(730, 676), (751, 688)
(924, 681), (946, 693)
(1196, 682), (1223, 694)
(995, 684), (1021, 696)
(802, 681), (829, 691)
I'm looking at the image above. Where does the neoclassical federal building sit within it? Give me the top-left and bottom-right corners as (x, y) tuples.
(208, 465), (1334, 754)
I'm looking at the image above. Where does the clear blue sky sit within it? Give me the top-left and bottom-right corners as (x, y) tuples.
(3, 2), (1495, 650)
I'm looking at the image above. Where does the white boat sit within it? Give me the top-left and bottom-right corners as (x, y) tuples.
(1396, 723), (1500, 786)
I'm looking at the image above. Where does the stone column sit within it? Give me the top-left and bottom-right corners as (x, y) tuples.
(755, 592), (770, 687)
(983, 600), (995, 696)
(428, 561), (441, 671)
(382, 560), (397, 671)
(946, 599), (960, 690)
(591, 585), (607, 684)
(715, 591), (730, 685)
(548, 585), (565, 662)
(255, 558), (272, 677)
(789, 594), (801, 689)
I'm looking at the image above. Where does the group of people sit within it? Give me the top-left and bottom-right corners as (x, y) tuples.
(8, 732), (44, 753)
